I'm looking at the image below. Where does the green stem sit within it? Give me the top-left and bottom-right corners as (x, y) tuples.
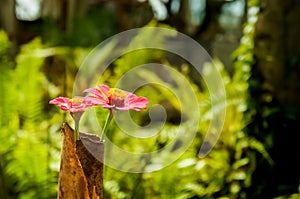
(75, 120), (79, 141)
(100, 110), (113, 141)
(71, 112), (82, 141)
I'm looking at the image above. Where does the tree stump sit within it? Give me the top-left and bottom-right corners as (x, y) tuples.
(58, 122), (104, 199)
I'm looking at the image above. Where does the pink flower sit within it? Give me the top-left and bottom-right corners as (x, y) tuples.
(84, 84), (148, 112)
(49, 96), (101, 113)
(49, 96), (102, 140)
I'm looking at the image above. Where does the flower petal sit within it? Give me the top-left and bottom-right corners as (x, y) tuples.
(84, 84), (111, 103)
(83, 88), (107, 101)
(49, 97), (70, 105)
(126, 94), (148, 108)
(49, 96), (99, 113)
(84, 96), (106, 105)
(102, 104), (115, 109)
(112, 94), (148, 112)
(98, 84), (110, 96)
(49, 97), (72, 111)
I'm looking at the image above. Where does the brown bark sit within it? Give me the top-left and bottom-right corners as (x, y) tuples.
(247, 1), (300, 197)
(58, 122), (104, 199)
(76, 131), (104, 198)
(254, 0), (300, 107)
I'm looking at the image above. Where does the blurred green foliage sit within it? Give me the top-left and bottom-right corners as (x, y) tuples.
(0, 29), (93, 199)
(0, 31), (59, 199)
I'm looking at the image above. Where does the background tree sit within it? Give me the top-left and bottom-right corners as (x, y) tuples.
(246, 0), (300, 198)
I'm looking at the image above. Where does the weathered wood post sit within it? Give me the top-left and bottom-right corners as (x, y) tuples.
(58, 122), (104, 199)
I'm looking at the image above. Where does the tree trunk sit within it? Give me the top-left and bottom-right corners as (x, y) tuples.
(58, 122), (104, 199)
(254, 0), (300, 107)
(248, 0), (300, 198)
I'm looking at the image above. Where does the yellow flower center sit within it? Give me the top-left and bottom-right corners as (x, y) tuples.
(108, 88), (127, 107)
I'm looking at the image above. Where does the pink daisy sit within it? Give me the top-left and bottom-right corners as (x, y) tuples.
(84, 84), (148, 112)
(49, 96), (102, 113)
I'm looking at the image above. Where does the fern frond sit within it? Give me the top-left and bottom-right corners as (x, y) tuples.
(0, 30), (16, 127)
(15, 38), (46, 125)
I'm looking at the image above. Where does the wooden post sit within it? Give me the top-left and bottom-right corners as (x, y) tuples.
(58, 122), (104, 199)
